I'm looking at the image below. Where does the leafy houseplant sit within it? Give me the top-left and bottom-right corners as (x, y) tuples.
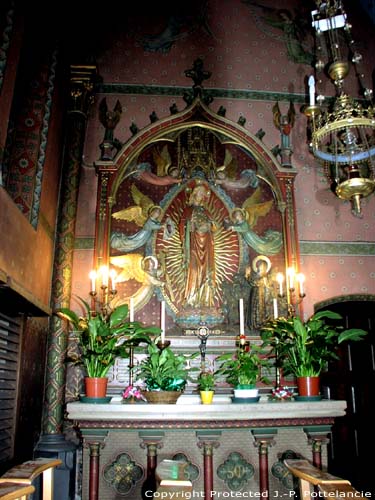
(215, 345), (271, 398)
(197, 370), (216, 404)
(197, 371), (216, 391)
(260, 310), (367, 397)
(260, 310), (367, 378)
(57, 297), (160, 396)
(134, 340), (199, 403)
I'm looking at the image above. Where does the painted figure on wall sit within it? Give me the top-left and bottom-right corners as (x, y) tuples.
(179, 184), (217, 308)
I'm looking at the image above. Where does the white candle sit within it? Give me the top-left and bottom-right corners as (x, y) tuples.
(297, 273), (305, 296)
(161, 300), (165, 343)
(89, 270), (97, 293)
(273, 298), (278, 319)
(99, 265), (109, 287)
(129, 297), (134, 322)
(308, 75), (315, 106)
(239, 298), (245, 336)
(109, 269), (116, 291)
(287, 267), (295, 290)
(276, 273), (284, 296)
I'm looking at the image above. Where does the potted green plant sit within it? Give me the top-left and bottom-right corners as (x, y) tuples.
(57, 297), (160, 399)
(215, 345), (271, 401)
(260, 310), (367, 398)
(134, 340), (199, 403)
(197, 370), (216, 404)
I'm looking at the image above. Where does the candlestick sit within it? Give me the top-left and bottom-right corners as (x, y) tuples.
(308, 75), (315, 106)
(273, 298), (278, 319)
(129, 297), (134, 322)
(160, 300), (165, 343)
(89, 270), (97, 293)
(239, 298), (245, 336)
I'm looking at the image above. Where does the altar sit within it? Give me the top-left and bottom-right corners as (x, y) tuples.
(66, 396), (346, 500)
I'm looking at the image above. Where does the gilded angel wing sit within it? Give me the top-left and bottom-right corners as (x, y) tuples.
(272, 102), (281, 130)
(112, 184), (155, 226)
(152, 144), (172, 176)
(110, 254), (147, 283)
(242, 187), (274, 227)
(287, 101), (296, 128)
(217, 148), (238, 179)
(111, 205), (145, 226)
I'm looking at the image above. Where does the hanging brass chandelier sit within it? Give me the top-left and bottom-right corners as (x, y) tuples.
(304, 0), (375, 216)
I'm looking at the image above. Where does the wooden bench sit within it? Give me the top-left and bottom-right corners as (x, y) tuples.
(284, 459), (365, 500)
(0, 458), (62, 500)
(0, 482), (35, 500)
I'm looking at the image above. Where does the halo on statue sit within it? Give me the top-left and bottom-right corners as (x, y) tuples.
(252, 255), (271, 273)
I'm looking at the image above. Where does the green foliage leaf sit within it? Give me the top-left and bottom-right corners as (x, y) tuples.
(260, 310), (367, 377)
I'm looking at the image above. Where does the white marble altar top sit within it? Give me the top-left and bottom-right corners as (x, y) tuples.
(66, 395), (346, 422)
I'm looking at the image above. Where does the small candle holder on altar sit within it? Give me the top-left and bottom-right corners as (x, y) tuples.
(156, 339), (171, 351)
(89, 267), (117, 317)
(236, 335), (250, 352)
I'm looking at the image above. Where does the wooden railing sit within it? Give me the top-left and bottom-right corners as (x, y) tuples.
(284, 459), (365, 500)
(0, 458), (62, 500)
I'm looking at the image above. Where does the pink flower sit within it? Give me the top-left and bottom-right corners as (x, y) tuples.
(122, 385), (146, 401)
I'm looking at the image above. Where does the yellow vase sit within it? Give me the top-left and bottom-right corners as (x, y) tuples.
(200, 390), (214, 404)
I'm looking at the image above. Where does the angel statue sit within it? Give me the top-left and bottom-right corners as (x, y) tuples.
(272, 101), (296, 166)
(224, 188), (282, 254)
(110, 185), (174, 252)
(109, 254), (166, 310)
(130, 145), (182, 186)
(215, 148), (259, 189)
(98, 98), (123, 160)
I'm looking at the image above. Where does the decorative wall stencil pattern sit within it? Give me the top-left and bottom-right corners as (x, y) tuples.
(4, 50), (53, 222)
(30, 48), (57, 228)
(103, 452), (143, 495)
(0, 1), (15, 93)
(217, 451), (255, 491)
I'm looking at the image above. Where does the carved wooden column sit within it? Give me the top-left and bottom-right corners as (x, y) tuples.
(304, 426), (331, 469)
(252, 429), (277, 499)
(139, 431), (164, 499)
(82, 430), (108, 500)
(197, 431), (221, 498)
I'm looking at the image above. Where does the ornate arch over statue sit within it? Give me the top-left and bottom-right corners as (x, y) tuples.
(94, 76), (299, 336)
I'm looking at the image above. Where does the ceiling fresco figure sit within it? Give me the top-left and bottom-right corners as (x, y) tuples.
(242, 0), (314, 65)
(140, 2), (212, 53)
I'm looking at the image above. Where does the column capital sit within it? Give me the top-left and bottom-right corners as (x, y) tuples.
(139, 431), (165, 455)
(196, 431), (221, 455)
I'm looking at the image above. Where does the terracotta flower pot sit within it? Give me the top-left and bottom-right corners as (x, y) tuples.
(84, 377), (108, 398)
(297, 376), (320, 397)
